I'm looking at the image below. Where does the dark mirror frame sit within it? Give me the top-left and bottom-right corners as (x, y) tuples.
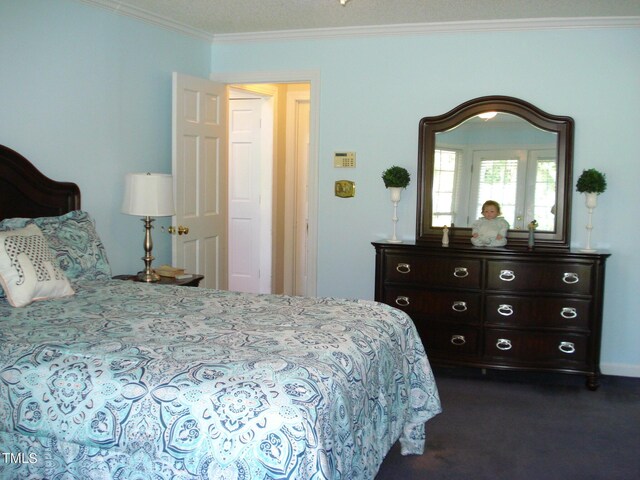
(416, 95), (574, 249)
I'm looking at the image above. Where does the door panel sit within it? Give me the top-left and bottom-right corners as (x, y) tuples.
(228, 98), (262, 293)
(172, 72), (228, 290)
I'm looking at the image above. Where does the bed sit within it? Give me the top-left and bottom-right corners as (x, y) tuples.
(0, 144), (441, 479)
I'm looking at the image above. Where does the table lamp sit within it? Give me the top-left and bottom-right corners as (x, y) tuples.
(122, 172), (175, 282)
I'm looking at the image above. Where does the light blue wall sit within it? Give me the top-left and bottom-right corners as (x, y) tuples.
(211, 27), (640, 376)
(1, 1), (638, 376)
(0, 0), (211, 275)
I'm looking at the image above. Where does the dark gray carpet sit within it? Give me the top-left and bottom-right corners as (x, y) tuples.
(376, 367), (640, 480)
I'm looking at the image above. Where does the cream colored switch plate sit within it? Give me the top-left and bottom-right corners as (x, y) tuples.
(334, 151), (356, 168)
(335, 180), (356, 198)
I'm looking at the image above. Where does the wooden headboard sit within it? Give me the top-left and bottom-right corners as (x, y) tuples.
(0, 144), (81, 221)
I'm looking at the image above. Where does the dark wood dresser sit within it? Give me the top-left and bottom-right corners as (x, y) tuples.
(373, 241), (609, 389)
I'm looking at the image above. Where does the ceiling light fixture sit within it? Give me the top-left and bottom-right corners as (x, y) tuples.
(339, 0), (350, 5)
(478, 112), (498, 120)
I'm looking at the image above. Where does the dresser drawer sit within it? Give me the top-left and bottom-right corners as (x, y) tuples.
(418, 321), (480, 358)
(384, 287), (480, 324)
(485, 295), (591, 331)
(486, 261), (592, 295)
(484, 329), (588, 365)
(385, 254), (481, 289)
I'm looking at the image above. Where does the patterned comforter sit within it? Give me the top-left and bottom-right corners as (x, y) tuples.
(0, 280), (441, 479)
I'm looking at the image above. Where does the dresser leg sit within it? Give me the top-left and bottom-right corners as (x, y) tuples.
(586, 374), (600, 391)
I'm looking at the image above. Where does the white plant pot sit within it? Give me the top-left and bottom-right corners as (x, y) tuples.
(584, 192), (598, 209)
(389, 187), (403, 203)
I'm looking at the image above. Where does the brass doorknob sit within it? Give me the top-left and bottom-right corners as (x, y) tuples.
(168, 225), (189, 235)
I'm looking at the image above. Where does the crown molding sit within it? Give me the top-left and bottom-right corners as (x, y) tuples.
(76, 0), (215, 41)
(213, 16), (640, 44)
(75, 2), (640, 44)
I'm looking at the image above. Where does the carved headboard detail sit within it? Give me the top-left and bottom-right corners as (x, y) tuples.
(0, 145), (81, 221)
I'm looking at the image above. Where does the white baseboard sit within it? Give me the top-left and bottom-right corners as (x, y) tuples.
(601, 363), (640, 378)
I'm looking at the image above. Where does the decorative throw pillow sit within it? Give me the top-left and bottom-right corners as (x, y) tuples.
(0, 224), (75, 307)
(0, 210), (111, 282)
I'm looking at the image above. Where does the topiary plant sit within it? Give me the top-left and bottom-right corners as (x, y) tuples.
(382, 166), (411, 188)
(576, 168), (607, 194)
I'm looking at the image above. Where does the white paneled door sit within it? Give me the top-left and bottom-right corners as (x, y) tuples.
(228, 97), (266, 293)
(172, 72), (228, 289)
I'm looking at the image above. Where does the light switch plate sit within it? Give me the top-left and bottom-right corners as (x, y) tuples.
(335, 180), (356, 198)
(334, 152), (356, 168)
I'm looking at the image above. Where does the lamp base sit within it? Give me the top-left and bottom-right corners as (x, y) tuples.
(138, 216), (159, 282)
(137, 270), (160, 282)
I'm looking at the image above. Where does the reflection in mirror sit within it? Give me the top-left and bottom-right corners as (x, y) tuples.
(432, 113), (558, 231)
(417, 96), (574, 248)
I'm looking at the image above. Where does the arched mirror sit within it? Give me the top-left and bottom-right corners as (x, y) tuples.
(416, 96), (574, 248)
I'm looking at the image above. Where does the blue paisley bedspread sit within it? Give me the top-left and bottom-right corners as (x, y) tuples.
(0, 280), (441, 479)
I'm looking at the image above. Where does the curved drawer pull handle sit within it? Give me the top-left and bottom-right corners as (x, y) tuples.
(451, 301), (467, 312)
(560, 307), (577, 319)
(453, 267), (469, 278)
(450, 335), (466, 346)
(559, 341), (576, 354)
(499, 270), (516, 282)
(562, 272), (579, 284)
(497, 304), (514, 316)
(396, 263), (411, 274)
(395, 296), (410, 307)
(496, 338), (512, 351)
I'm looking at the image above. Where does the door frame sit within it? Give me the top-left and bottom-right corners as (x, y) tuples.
(211, 70), (320, 296)
(284, 88), (310, 296)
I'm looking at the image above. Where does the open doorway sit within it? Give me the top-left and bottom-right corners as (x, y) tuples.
(228, 83), (311, 296)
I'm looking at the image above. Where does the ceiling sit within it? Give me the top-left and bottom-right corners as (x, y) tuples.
(85, 0), (640, 37)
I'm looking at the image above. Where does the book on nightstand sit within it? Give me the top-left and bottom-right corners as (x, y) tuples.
(154, 265), (185, 278)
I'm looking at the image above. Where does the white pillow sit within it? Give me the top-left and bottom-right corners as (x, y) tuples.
(0, 224), (74, 307)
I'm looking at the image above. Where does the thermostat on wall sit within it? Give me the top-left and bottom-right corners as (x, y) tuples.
(334, 152), (356, 168)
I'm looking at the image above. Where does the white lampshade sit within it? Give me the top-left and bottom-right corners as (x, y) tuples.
(122, 173), (175, 217)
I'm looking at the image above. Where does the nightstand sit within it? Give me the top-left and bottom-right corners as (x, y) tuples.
(113, 273), (204, 287)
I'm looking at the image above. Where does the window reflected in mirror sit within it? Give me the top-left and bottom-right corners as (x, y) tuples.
(432, 113), (558, 231)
